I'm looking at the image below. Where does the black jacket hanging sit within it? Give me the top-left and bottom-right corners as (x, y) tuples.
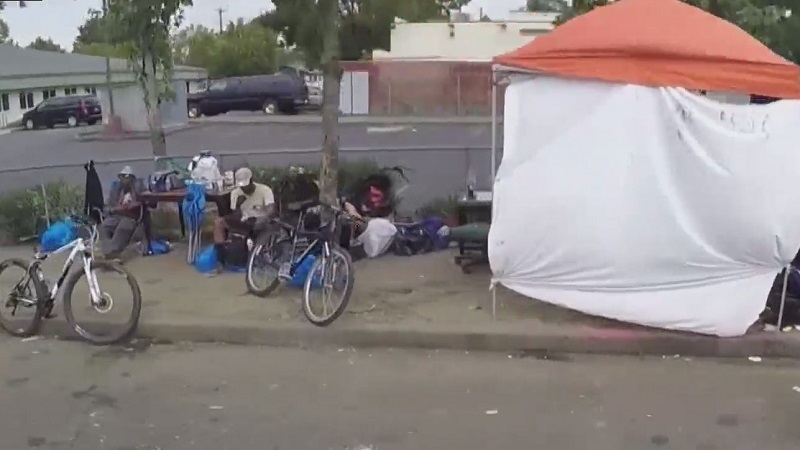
(83, 160), (104, 222)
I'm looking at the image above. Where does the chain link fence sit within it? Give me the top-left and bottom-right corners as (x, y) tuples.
(0, 145), (502, 217)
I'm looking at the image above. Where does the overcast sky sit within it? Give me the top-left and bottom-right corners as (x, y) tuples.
(2, 0), (525, 49)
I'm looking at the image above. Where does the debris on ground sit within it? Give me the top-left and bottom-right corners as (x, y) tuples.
(748, 356), (762, 363)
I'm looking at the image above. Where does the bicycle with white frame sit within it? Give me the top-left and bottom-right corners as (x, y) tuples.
(0, 214), (142, 345)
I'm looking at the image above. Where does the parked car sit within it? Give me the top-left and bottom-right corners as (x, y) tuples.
(22, 94), (102, 130)
(306, 81), (323, 107)
(187, 73), (309, 118)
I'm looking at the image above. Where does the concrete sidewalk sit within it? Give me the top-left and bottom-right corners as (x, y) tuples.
(2, 246), (797, 357)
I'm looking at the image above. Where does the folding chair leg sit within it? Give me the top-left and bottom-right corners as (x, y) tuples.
(187, 228), (196, 264)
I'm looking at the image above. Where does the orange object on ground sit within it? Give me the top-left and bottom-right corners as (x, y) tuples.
(493, 0), (800, 99)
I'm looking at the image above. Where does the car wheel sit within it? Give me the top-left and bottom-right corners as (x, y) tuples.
(188, 105), (199, 118)
(67, 116), (78, 127)
(262, 99), (277, 115)
(24, 119), (34, 130)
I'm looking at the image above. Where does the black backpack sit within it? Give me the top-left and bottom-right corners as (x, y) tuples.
(216, 235), (249, 268)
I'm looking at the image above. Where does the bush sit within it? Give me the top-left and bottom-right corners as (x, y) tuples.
(0, 180), (83, 241)
(252, 159), (403, 207)
(252, 159), (383, 193)
(417, 195), (459, 219)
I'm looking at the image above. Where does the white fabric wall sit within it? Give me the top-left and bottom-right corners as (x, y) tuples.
(489, 76), (800, 336)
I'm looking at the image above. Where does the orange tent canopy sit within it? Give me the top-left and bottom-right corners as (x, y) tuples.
(493, 0), (800, 99)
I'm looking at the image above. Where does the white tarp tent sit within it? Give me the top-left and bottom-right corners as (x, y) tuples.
(490, 77), (800, 336)
(487, 0), (800, 336)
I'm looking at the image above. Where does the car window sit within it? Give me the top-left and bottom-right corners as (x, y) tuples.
(38, 98), (58, 109)
(208, 80), (227, 91)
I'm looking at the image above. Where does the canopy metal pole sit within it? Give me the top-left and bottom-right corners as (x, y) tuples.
(490, 70), (498, 201)
(490, 68), (498, 319)
(778, 265), (790, 330)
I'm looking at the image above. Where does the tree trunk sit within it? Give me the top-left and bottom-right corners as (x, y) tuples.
(318, 0), (342, 207)
(143, 52), (167, 160)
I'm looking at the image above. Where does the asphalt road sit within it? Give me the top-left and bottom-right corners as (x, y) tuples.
(1, 339), (798, 449)
(0, 123), (494, 170)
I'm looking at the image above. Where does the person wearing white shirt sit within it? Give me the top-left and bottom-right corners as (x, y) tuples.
(213, 167), (276, 244)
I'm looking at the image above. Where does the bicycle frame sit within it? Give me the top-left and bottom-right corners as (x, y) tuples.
(31, 228), (102, 305)
(284, 216), (327, 275)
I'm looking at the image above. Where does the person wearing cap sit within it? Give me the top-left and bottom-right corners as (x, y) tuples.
(213, 167), (275, 249)
(101, 165), (143, 260)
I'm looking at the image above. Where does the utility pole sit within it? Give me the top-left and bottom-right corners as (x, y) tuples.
(102, 0), (116, 118)
(215, 7), (226, 33)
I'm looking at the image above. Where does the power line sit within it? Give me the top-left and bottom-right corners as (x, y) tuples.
(215, 7), (226, 33)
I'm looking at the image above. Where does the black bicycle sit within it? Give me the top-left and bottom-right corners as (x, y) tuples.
(245, 203), (355, 326)
(0, 215), (142, 345)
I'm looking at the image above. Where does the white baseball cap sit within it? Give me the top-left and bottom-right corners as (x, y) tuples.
(235, 167), (253, 187)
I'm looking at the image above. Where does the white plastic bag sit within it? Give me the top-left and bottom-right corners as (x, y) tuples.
(357, 218), (397, 258)
(189, 154), (221, 189)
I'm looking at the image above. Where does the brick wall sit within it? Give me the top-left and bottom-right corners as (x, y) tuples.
(341, 60), (505, 116)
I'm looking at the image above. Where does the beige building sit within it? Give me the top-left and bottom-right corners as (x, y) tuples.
(373, 11), (557, 62)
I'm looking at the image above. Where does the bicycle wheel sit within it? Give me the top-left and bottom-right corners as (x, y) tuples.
(302, 244), (354, 327)
(62, 260), (142, 345)
(246, 235), (290, 297)
(0, 258), (47, 337)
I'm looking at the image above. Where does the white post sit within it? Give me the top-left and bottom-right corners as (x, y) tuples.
(778, 265), (790, 330)
(490, 71), (498, 193)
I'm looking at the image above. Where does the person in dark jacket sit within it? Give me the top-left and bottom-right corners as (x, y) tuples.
(83, 160), (105, 223)
(101, 166), (142, 259)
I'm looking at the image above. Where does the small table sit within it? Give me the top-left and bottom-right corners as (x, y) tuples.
(140, 187), (234, 262)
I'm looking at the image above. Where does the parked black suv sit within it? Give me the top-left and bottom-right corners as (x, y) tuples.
(22, 94), (102, 130)
(187, 73), (309, 118)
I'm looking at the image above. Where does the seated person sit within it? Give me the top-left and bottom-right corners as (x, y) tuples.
(213, 167), (276, 265)
(101, 166), (143, 260)
(342, 197), (397, 258)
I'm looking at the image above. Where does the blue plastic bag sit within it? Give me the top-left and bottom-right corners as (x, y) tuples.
(40, 220), (77, 253)
(421, 217), (450, 250)
(193, 245), (218, 273)
(147, 239), (171, 256)
(288, 255), (322, 288)
(193, 244), (247, 273)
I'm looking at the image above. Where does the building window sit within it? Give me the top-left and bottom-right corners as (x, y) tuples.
(64, 87), (77, 95)
(42, 89), (56, 100)
(18, 92), (34, 109)
(84, 87), (97, 95)
(1, 94), (9, 111)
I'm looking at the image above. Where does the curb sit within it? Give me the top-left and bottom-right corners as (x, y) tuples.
(190, 116), (501, 126)
(37, 319), (800, 358)
(75, 124), (196, 142)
